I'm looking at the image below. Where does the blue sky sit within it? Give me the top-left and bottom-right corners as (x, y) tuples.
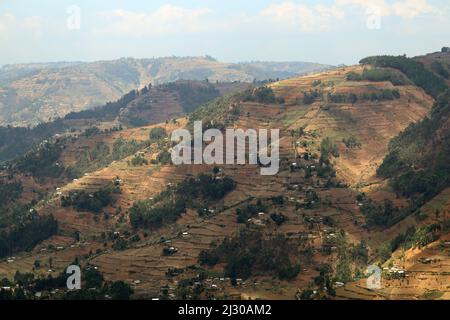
(0, 0), (449, 66)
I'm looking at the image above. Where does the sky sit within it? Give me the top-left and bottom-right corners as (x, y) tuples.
(0, 0), (449, 66)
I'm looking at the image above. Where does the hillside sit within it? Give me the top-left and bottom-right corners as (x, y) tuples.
(1, 57), (448, 300)
(0, 80), (249, 161)
(0, 57), (331, 127)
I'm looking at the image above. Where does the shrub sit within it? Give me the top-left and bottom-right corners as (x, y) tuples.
(149, 127), (167, 140)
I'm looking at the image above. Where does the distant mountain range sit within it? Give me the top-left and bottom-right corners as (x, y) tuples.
(0, 56), (332, 127)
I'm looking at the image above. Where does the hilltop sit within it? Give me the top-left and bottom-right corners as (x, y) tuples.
(0, 57), (331, 127)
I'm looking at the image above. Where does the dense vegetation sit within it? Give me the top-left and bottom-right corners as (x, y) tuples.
(0, 204), (58, 258)
(61, 184), (120, 213)
(242, 86), (284, 104)
(346, 68), (410, 85)
(198, 228), (300, 280)
(11, 141), (64, 179)
(302, 89), (322, 105)
(359, 196), (410, 227)
(360, 55), (447, 98)
(430, 61), (449, 79)
(129, 172), (235, 229)
(65, 89), (139, 121)
(390, 220), (449, 253)
(377, 89), (450, 202)
(149, 127), (167, 140)
(162, 81), (221, 113)
(0, 119), (67, 161)
(327, 89), (400, 104)
(0, 180), (22, 206)
(189, 91), (247, 131)
(236, 200), (267, 223)
(0, 267), (133, 300)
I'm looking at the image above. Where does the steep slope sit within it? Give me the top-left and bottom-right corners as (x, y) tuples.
(0, 57), (331, 127)
(415, 50), (450, 87)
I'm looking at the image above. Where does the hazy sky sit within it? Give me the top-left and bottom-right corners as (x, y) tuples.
(0, 0), (449, 66)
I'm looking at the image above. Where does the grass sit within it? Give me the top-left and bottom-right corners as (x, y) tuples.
(421, 290), (444, 300)
(281, 107), (310, 126)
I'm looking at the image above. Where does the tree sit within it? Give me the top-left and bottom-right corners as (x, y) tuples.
(149, 127), (167, 140)
(84, 268), (104, 289)
(109, 281), (133, 300)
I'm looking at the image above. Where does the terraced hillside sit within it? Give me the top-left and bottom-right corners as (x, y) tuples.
(0, 62), (448, 300)
(0, 57), (331, 127)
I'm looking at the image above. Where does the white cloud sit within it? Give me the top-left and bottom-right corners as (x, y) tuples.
(260, 2), (345, 32)
(393, 0), (435, 18)
(92, 0), (438, 38)
(95, 5), (213, 36)
(335, 0), (435, 18)
(0, 13), (47, 39)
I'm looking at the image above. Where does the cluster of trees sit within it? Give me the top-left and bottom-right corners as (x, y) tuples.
(236, 200), (267, 223)
(0, 210), (57, 258)
(198, 228), (300, 280)
(129, 195), (186, 230)
(162, 81), (221, 113)
(327, 89), (400, 104)
(0, 180), (22, 206)
(130, 154), (148, 166)
(430, 61), (449, 79)
(61, 184), (120, 213)
(152, 150), (171, 164)
(358, 197), (413, 227)
(360, 55), (447, 99)
(320, 137), (339, 165)
(188, 94), (240, 132)
(346, 68), (409, 85)
(342, 136), (362, 149)
(0, 119), (67, 162)
(149, 127), (167, 140)
(390, 221), (448, 253)
(112, 138), (144, 161)
(130, 173), (236, 229)
(11, 141), (64, 179)
(83, 126), (100, 138)
(302, 89), (322, 105)
(65, 89), (139, 121)
(242, 86), (284, 104)
(298, 190), (320, 209)
(0, 267), (133, 300)
(377, 90), (450, 202)
(177, 173), (236, 201)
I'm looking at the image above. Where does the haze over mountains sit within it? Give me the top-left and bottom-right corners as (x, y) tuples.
(0, 56), (331, 127)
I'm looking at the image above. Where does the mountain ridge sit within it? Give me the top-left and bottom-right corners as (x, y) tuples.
(0, 56), (332, 127)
